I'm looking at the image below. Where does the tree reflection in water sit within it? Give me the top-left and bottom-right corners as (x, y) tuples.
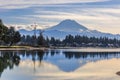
(0, 50), (46, 77)
(63, 52), (120, 60)
(0, 50), (120, 77)
(0, 51), (20, 77)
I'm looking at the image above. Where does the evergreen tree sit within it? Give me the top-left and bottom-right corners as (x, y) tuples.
(26, 35), (31, 45)
(46, 37), (50, 46)
(21, 35), (26, 43)
(13, 31), (21, 44)
(3, 27), (21, 46)
(0, 19), (8, 44)
(50, 37), (56, 46)
(37, 31), (45, 46)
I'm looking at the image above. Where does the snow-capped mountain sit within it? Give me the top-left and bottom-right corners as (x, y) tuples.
(19, 19), (120, 39)
(46, 19), (88, 32)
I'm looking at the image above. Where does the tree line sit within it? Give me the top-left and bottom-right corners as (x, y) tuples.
(61, 35), (120, 47)
(20, 34), (120, 47)
(20, 33), (46, 46)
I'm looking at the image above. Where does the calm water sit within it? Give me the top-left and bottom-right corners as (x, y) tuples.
(0, 49), (120, 80)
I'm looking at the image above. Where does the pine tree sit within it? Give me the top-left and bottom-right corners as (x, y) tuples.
(0, 19), (8, 44)
(37, 31), (45, 46)
(3, 27), (21, 46)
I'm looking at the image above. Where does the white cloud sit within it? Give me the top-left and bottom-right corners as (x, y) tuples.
(0, 0), (109, 9)
(0, 5), (31, 9)
(12, 7), (120, 34)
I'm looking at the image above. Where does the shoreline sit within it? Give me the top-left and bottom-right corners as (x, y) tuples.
(0, 46), (48, 51)
(55, 47), (120, 52)
(0, 46), (120, 52)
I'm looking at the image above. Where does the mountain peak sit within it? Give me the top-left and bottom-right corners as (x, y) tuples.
(47, 19), (88, 32)
(60, 19), (76, 24)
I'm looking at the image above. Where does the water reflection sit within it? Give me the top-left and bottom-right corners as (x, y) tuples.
(0, 50), (120, 80)
(0, 51), (20, 77)
(63, 51), (120, 59)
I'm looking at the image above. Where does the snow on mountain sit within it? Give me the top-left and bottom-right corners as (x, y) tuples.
(19, 19), (120, 40)
(46, 19), (88, 32)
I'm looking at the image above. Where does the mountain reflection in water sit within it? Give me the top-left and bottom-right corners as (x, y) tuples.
(0, 49), (120, 80)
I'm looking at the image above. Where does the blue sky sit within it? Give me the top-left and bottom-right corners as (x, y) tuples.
(0, 0), (120, 34)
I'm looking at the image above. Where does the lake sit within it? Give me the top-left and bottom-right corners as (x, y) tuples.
(0, 49), (120, 80)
